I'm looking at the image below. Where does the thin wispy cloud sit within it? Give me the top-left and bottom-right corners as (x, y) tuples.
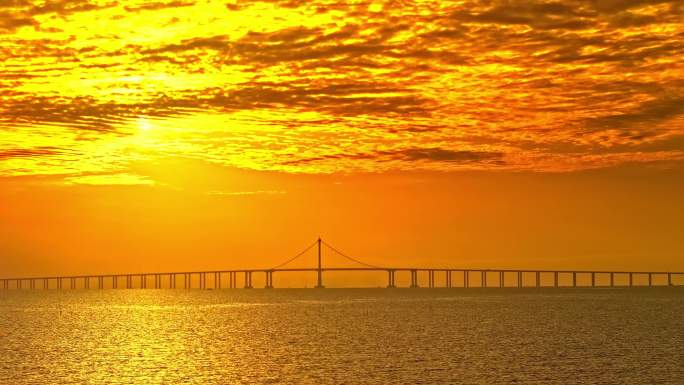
(207, 190), (286, 196)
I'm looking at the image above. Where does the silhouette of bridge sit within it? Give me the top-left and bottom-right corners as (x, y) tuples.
(1, 238), (683, 290)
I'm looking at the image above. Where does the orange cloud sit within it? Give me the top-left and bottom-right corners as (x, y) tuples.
(0, 0), (682, 183)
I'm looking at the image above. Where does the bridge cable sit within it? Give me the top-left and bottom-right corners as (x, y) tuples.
(269, 239), (319, 270)
(321, 240), (385, 269)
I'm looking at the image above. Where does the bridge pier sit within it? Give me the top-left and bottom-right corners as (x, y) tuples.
(244, 271), (252, 289)
(629, 273), (633, 287)
(464, 270), (469, 288)
(499, 271), (504, 288)
(517, 271), (522, 288)
(265, 271), (274, 288)
(98, 276), (104, 289)
(70, 277), (75, 290)
(535, 272), (540, 288)
(387, 270), (396, 288)
(668, 273), (672, 286)
(572, 272), (577, 287)
(610, 273), (614, 287)
(410, 269), (418, 288)
(591, 272), (595, 287)
(215, 272), (221, 289)
(481, 271), (487, 288)
(446, 270), (452, 288)
(554, 272), (558, 288)
(428, 270), (435, 288)
(648, 273), (652, 287)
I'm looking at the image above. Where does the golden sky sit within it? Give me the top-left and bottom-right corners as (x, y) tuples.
(1, 0), (683, 279)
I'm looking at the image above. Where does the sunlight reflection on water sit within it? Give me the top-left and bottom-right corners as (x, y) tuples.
(1, 288), (682, 384)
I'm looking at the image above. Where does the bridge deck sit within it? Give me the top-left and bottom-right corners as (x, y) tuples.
(2, 239), (682, 289)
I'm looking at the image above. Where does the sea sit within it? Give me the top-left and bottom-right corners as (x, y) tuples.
(1, 288), (682, 384)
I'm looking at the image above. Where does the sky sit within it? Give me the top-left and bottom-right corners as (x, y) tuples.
(1, 0), (683, 281)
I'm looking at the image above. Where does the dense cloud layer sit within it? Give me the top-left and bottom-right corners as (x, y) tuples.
(0, 0), (682, 180)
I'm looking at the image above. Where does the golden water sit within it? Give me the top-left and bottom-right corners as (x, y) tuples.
(1, 288), (682, 384)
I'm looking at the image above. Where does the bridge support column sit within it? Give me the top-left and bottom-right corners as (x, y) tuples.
(446, 271), (452, 288)
(610, 273), (614, 287)
(629, 273), (633, 287)
(58, 278), (62, 290)
(215, 272), (221, 289)
(410, 269), (418, 288)
(572, 272), (577, 287)
(387, 270), (395, 288)
(112, 276), (117, 289)
(499, 271), (504, 288)
(464, 270), (469, 288)
(244, 272), (252, 289)
(98, 276), (103, 289)
(482, 271), (487, 288)
(591, 272), (595, 287)
(43, 278), (48, 290)
(428, 270), (435, 288)
(648, 273), (652, 287)
(518, 271), (522, 288)
(85, 277), (90, 289)
(535, 272), (540, 288)
(70, 277), (76, 290)
(554, 272), (558, 288)
(265, 271), (274, 289)
(668, 273), (672, 286)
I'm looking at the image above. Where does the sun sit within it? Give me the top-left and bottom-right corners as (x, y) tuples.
(137, 117), (152, 132)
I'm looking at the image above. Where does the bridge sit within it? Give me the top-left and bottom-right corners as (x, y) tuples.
(1, 238), (683, 290)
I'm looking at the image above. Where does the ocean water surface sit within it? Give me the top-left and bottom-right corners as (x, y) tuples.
(1, 288), (682, 384)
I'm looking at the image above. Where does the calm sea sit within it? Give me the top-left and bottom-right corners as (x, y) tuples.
(1, 288), (682, 384)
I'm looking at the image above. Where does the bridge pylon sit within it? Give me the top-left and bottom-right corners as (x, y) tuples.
(315, 237), (324, 288)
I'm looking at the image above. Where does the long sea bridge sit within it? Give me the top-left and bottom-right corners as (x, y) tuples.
(2, 238), (683, 290)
